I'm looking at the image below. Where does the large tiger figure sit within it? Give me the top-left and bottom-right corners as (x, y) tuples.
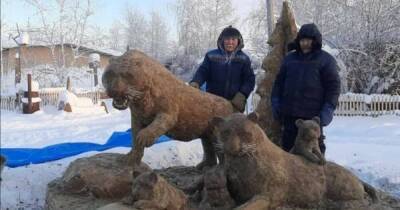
(211, 112), (377, 209)
(102, 50), (234, 172)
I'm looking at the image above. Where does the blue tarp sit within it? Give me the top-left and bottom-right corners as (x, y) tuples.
(0, 129), (171, 168)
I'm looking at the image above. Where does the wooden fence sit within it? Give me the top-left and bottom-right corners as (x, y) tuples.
(1, 88), (104, 111)
(0, 96), (17, 111)
(334, 94), (400, 116)
(248, 93), (400, 117)
(2, 91), (400, 117)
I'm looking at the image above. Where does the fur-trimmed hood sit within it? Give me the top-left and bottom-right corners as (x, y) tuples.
(217, 26), (244, 53)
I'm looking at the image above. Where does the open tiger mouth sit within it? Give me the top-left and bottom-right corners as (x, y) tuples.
(112, 96), (129, 110)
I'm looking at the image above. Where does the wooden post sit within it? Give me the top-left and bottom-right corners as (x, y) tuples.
(27, 74), (33, 113)
(93, 66), (98, 87)
(66, 77), (71, 91)
(15, 50), (22, 85)
(22, 74), (40, 114)
(14, 49), (22, 110)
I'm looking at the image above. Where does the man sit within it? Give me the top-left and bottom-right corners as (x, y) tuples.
(271, 23), (341, 154)
(190, 25), (255, 113)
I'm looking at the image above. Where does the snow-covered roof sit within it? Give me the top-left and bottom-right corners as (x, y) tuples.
(1, 43), (123, 57)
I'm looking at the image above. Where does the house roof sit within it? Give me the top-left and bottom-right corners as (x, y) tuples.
(1, 43), (123, 57)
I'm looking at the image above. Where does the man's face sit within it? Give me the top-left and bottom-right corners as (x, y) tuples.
(299, 38), (313, 53)
(223, 37), (239, 53)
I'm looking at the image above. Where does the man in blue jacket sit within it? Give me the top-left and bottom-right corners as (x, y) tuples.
(271, 23), (341, 154)
(190, 26), (255, 113)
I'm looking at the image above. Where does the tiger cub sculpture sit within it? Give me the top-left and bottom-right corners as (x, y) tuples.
(125, 171), (187, 210)
(290, 117), (326, 165)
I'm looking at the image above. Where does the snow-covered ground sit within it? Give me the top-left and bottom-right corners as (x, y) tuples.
(0, 107), (399, 209)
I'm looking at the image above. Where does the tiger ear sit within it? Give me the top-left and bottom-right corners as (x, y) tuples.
(312, 116), (320, 125)
(247, 112), (259, 123)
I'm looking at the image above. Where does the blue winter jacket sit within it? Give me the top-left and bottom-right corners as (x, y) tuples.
(190, 34), (255, 100)
(271, 24), (341, 125)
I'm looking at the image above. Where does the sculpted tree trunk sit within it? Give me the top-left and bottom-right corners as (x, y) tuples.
(255, 1), (297, 146)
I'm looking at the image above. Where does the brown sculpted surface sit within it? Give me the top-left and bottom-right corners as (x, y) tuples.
(127, 171), (187, 210)
(199, 166), (236, 210)
(102, 50), (234, 170)
(290, 117), (326, 165)
(255, 1), (298, 145)
(212, 113), (376, 209)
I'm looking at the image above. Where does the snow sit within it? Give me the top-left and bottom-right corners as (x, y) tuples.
(0, 108), (399, 209)
(21, 97), (42, 103)
(57, 90), (94, 107)
(89, 53), (100, 63)
(16, 33), (30, 45)
(16, 80), (40, 92)
(323, 44), (340, 56)
(1, 66), (104, 92)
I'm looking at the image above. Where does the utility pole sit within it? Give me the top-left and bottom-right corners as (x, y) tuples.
(266, 0), (276, 36)
(89, 53), (100, 87)
(12, 25), (30, 110)
(15, 49), (21, 85)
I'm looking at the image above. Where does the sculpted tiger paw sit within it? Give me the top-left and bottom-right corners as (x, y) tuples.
(136, 129), (157, 148)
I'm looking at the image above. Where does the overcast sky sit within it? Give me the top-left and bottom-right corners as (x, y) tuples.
(1, 0), (255, 40)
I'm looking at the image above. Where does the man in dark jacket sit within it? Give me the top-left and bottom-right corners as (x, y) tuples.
(190, 26), (255, 113)
(271, 23), (341, 154)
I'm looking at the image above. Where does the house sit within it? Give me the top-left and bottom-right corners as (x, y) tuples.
(1, 43), (122, 74)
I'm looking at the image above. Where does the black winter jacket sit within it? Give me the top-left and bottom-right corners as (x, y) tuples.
(271, 24), (341, 119)
(190, 30), (255, 100)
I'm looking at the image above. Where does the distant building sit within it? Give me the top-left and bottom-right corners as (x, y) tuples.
(1, 43), (122, 74)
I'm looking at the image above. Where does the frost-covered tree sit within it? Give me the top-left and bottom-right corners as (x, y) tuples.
(244, 0), (400, 94)
(124, 7), (148, 52)
(243, 0), (270, 66)
(148, 11), (169, 62)
(22, 0), (95, 85)
(119, 7), (171, 62)
(108, 20), (125, 51)
(287, 0), (400, 93)
(173, 0), (237, 79)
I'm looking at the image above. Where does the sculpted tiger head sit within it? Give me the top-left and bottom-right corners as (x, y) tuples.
(102, 50), (146, 110)
(211, 112), (262, 157)
(130, 171), (159, 201)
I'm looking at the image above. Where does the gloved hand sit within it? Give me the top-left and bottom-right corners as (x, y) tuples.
(320, 103), (335, 126)
(189, 82), (200, 89)
(271, 97), (281, 121)
(231, 92), (247, 113)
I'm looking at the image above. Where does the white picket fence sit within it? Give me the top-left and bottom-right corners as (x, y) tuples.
(335, 94), (400, 116)
(248, 93), (400, 117)
(2, 91), (400, 117)
(1, 88), (103, 111)
(0, 96), (18, 111)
